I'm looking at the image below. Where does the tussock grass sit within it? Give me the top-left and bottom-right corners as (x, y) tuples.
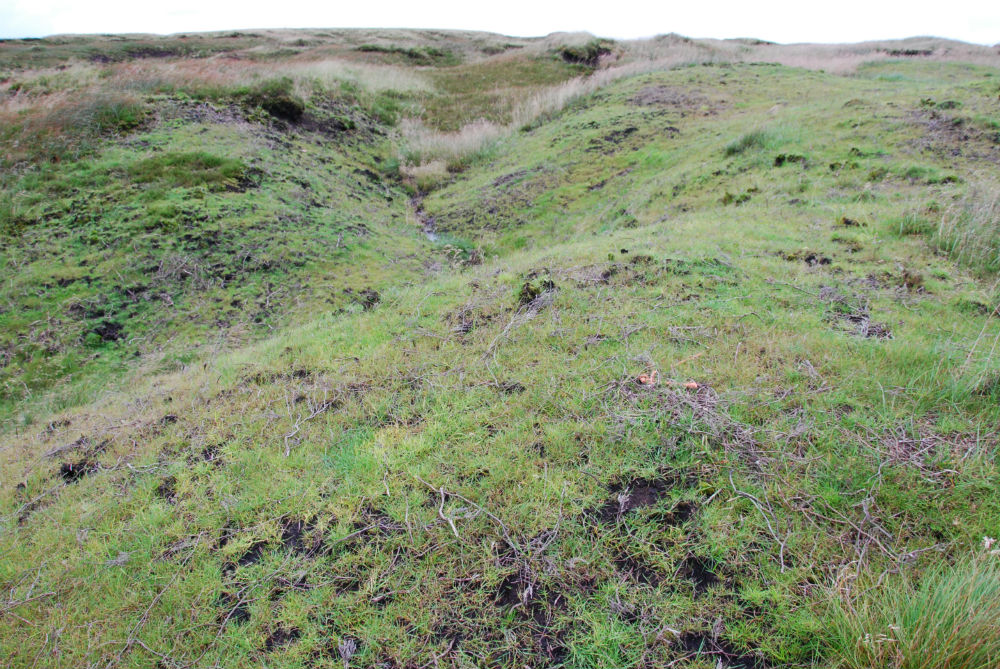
(828, 556), (1000, 669)
(724, 129), (777, 156)
(0, 91), (145, 164)
(400, 51), (734, 171)
(936, 183), (1000, 275)
(400, 117), (505, 167)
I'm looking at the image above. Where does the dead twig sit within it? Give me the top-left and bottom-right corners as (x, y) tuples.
(729, 471), (788, 572)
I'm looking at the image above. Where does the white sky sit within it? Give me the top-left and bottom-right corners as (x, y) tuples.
(1, 0), (998, 45)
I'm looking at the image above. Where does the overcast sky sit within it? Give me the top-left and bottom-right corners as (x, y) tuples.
(1, 0), (998, 45)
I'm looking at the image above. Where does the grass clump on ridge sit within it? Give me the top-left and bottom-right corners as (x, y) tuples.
(828, 555), (1000, 669)
(0, 93), (145, 165)
(240, 76), (305, 121)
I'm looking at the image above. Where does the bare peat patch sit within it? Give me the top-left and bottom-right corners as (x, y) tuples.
(675, 631), (771, 669)
(59, 459), (98, 483)
(679, 555), (720, 596)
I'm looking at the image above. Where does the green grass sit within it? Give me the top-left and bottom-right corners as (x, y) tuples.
(934, 184), (1000, 275)
(828, 557), (1000, 669)
(724, 128), (778, 155)
(2, 29), (1000, 669)
(127, 151), (247, 188)
(356, 43), (462, 66)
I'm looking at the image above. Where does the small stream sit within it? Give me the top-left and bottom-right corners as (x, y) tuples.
(410, 195), (438, 241)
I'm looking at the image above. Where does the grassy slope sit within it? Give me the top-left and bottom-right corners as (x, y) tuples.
(2, 32), (1000, 669)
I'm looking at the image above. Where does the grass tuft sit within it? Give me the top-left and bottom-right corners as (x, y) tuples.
(935, 183), (1000, 275)
(724, 129), (778, 156)
(827, 556), (1000, 669)
(240, 76), (305, 121)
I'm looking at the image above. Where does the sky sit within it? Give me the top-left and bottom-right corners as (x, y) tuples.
(1, 0), (998, 45)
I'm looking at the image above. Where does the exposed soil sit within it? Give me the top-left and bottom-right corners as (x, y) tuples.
(614, 551), (664, 586)
(587, 125), (642, 153)
(779, 249), (830, 266)
(59, 459), (98, 483)
(680, 555), (720, 595)
(841, 309), (893, 340)
(909, 108), (1000, 162)
(221, 539), (269, 576)
(344, 287), (381, 310)
(517, 277), (556, 306)
(773, 153), (807, 167)
(493, 567), (569, 663)
(44, 435), (89, 458)
(91, 320), (125, 342)
(676, 631), (771, 669)
(217, 591), (251, 626)
(264, 626), (301, 651)
(280, 517), (323, 557)
(495, 381), (526, 394)
(156, 476), (177, 504)
(595, 477), (674, 522)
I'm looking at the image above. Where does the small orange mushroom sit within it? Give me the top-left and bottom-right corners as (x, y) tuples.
(637, 370), (659, 387)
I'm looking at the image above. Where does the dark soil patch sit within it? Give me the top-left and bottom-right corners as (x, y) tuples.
(649, 499), (698, 528)
(447, 305), (496, 335)
(199, 444), (222, 466)
(59, 459), (98, 483)
(280, 517), (323, 557)
(217, 591), (251, 626)
(238, 541), (268, 566)
(588, 126), (638, 152)
(558, 41), (611, 67)
(264, 626), (301, 652)
(225, 167), (263, 193)
(156, 476), (177, 504)
(773, 153), (806, 167)
(354, 167), (381, 183)
(595, 477), (675, 523)
(840, 309), (893, 340)
(298, 112), (353, 135)
(614, 551), (663, 586)
(328, 506), (405, 554)
(344, 287), (380, 311)
(493, 568), (569, 662)
(91, 320), (125, 342)
(910, 109), (1000, 162)
(492, 169), (533, 187)
(496, 381), (526, 394)
(495, 570), (530, 609)
(517, 277), (556, 306)
(680, 555), (720, 595)
(676, 632), (771, 669)
(222, 540), (269, 576)
(780, 249), (831, 266)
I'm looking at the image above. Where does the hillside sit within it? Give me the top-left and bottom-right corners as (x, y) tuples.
(2, 29), (1000, 668)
